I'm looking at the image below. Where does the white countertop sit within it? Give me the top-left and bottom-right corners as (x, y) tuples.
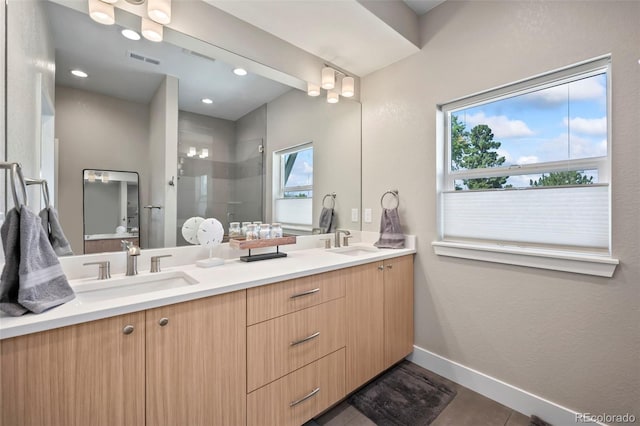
(0, 237), (415, 340)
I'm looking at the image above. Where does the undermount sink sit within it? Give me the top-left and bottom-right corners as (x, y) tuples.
(73, 270), (199, 303)
(327, 245), (380, 256)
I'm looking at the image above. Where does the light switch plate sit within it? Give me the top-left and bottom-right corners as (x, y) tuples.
(364, 208), (372, 223)
(351, 208), (359, 222)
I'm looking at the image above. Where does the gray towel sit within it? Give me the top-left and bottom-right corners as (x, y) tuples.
(0, 209), (27, 316)
(0, 206), (75, 316)
(319, 207), (336, 233)
(39, 207), (73, 256)
(374, 208), (405, 249)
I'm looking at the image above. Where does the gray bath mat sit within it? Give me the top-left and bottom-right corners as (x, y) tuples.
(349, 361), (456, 425)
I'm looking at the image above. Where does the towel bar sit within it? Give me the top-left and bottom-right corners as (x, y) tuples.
(25, 177), (51, 208)
(0, 162), (28, 209)
(380, 189), (399, 209)
(322, 193), (336, 209)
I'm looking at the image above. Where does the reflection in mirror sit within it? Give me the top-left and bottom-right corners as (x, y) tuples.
(83, 170), (139, 254)
(5, 0), (362, 258)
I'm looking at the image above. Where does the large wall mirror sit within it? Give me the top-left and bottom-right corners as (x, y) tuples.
(4, 0), (362, 256)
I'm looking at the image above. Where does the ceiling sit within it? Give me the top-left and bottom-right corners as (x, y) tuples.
(48, 2), (292, 121)
(205, 0), (445, 77)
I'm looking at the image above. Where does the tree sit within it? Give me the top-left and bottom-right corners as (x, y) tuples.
(450, 115), (468, 171)
(457, 123), (508, 189)
(530, 171), (594, 187)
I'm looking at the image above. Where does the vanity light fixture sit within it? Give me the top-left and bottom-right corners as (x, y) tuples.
(341, 76), (355, 98)
(101, 172), (110, 183)
(201, 98), (213, 104)
(71, 69), (88, 78)
(321, 67), (335, 90)
(121, 29), (141, 41)
(87, 171), (96, 182)
(233, 68), (248, 76)
(307, 82), (320, 97)
(88, 0), (115, 25)
(141, 18), (163, 42)
(199, 149), (209, 159)
(187, 147), (197, 157)
(327, 90), (339, 104)
(148, 0), (172, 25)
(100, 0), (118, 4)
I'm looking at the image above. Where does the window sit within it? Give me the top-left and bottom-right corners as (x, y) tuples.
(273, 143), (313, 228)
(435, 57), (618, 277)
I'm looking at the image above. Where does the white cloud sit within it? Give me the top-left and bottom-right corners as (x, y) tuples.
(522, 77), (605, 105)
(464, 112), (534, 138)
(303, 161), (313, 173)
(516, 155), (539, 165)
(563, 116), (607, 136)
(538, 133), (607, 160)
(506, 174), (540, 188)
(496, 148), (513, 163)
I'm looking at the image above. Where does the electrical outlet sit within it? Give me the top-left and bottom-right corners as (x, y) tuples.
(364, 208), (372, 223)
(351, 208), (359, 222)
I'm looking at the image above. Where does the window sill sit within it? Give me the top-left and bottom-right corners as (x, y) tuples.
(431, 241), (618, 277)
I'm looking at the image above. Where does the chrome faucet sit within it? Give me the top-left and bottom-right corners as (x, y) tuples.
(122, 240), (141, 276)
(334, 229), (351, 248)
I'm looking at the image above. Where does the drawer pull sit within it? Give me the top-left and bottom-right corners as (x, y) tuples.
(289, 288), (320, 299)
(290, 331), (320, 346)
(122, 325), (134, 335)
(289, 387), (320, 407)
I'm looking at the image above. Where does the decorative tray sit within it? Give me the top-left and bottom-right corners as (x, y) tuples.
(229, 236), (297, 261)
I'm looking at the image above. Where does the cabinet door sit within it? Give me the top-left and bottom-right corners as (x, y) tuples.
(384, 255), (414, 368)
(1, 312), (146, 426)
(146, 290), (246, 426)
(345, 262), (384, 393)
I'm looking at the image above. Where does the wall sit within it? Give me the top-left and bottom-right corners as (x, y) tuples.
(266, 89), (361, 231)
(1, 0), (6, 216)
(148, 76), (178, 249)
(55, 85), (149, 255)
(83, 181), (120, 234)
(361, 1), (639, 421)
(234, 104), (267, 224)
(5, 0), (54, 211)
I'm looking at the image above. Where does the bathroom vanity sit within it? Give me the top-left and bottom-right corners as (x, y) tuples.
(0, 243), (414, 426)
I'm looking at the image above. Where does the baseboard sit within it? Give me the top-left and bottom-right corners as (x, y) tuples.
(407, 345), (607, 426)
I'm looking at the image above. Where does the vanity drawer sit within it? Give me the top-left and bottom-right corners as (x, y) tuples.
(247, 269), (346, 325)
(247, 298), (346, 392)
(247, 348), (345, 426)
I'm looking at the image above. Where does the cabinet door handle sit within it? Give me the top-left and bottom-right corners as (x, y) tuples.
(386, 264), (393, 269)
(123, 325), (134, 335)
(378, 265), (384, 271)
(290, 288), (320, 299)
(158, 317), (169, 327)
(290, 331), (320, 346)
(289, 387), (320, 407)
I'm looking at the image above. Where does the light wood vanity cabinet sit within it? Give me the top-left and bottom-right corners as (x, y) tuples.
(0, 254), (413, 426)
(1, 311), (146, 426)
(346, 255), (414, 393)
(0, 291), (246, 426)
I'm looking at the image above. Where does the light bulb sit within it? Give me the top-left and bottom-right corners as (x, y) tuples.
(121, 29), (141, 41)
(322, 67), (335, 90)
(148, 0), (171, 25)
(341, 76), (355, 98)
(188, 147), (196, 157)
(307, 82), (320, 97)
(88, 0), (115, 25)
(141, 18), (163, 42)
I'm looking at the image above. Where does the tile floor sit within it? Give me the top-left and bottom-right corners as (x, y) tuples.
(306, 365), (531, 426)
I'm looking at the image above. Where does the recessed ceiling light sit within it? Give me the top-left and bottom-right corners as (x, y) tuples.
(121, 29), (141, 41)
(201, 98), (213, 104)
(71, 69), (88, 78)
(233, 68), (248, 76)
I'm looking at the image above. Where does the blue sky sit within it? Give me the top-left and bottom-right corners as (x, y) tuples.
(452, 73), (607, 187)
(285, 147), (313, 187)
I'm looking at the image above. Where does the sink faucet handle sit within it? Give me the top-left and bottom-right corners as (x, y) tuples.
(83, 261), (111, 280)
(319, 238), (332, 249)
(150, 254), (172, 273)
(342, 235), (353, 247)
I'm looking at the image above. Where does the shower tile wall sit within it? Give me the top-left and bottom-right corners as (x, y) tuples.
(177, 109), (265, 246)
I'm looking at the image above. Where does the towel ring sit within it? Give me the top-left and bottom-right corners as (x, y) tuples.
(25, 178), (51, 208)
(322, 193), (336, 209)
(1, 162), (28, 210)
(380, 189), (399, 209)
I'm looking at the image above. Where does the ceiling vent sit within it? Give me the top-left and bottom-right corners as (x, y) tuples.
(181, 48), (216, 63)
(127, 51), (160, 66)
